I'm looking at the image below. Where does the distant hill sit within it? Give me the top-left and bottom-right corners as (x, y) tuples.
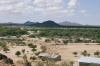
(1, 20), (100, 28)
(24, 21), (35, 25)
(34, 20), (61, 27)
(59, 21), (82, 26)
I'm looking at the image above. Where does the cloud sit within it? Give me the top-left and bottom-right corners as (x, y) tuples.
(0, 0), (35, 15)
(33, 0), (64, 8)
(68, 0), (80, 8)
(33, 0), (76, 16)
(80, 10), (86, 13)
(0, 0), (76, 20)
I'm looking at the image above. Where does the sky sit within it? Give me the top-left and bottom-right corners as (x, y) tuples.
(0, 0), (100, 25)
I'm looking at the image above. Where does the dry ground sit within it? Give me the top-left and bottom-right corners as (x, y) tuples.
(0, 43), (100, 66)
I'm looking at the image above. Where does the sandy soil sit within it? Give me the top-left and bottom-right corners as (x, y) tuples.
(0, 37), (100, 66)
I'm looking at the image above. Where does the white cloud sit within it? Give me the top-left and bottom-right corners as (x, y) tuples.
(33, 0), (64, 8)
(33, 0), (76, 16)
(0, 0), (76, 18)
(80, 10), (86, 13)
(0, 0), (34, 15)
(68, 0), (80, 8)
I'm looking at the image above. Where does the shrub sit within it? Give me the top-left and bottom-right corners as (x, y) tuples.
(73, 52), (78, 57)
(3, 47), (10, 53)
(35, 52), (41, 56)
(31, 49), (37, 53)
(30, 56), (36, 61)
(40, 45), (47, 52)
(15, 51), (21, 57)
(36, 61), (44, 66)
(45, 39), (51, 43)
(22, 49), (25, 54)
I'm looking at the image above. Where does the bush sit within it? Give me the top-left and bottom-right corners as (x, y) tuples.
(23, 55), (27, 61)
(31, 45), (37, 48)
(22, 49), (25, 54)
(45, 39), (51, 43)
(40, 45), (47, 52)
(30, 56), (36, 61)
(28, 43), (33, 47)
(29, 35), (36, 38)
(36, 61), (44, 66)
(15, 51), (21, 57)
(31, 49), (37, 53)
(73, 52), (78, 57)
(35, 52), (41, 56)
(3, 47), (10, 53)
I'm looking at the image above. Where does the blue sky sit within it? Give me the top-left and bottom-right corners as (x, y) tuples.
(0, 0), (100, 25)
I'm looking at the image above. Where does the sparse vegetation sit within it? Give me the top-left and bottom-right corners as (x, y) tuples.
(73, 52), (78, 57)
(30, 56), (36, 61)
(15, 51), (21, 57)
(22, 49), (25, 54)
(94, 51), (100, 57)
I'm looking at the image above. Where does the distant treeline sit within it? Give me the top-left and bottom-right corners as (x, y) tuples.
(1, 23), (100, 28)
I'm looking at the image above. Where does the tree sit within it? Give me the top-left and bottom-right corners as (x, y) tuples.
(40, 45), (47, 52)
(31, 45), (37, 48)
(31, 49), (37, 53)
(35, 51), (41, 56)
(63, 40), (68, 45)
(28, 43), (37, 49)
(73, 52), (78, 57)
(3, 47), (10, 53)
(24, 60), (31, 66)
(28, 43), (33, 47)
(30, 56), (36, 61)
(81, 52), (87, 57)
(23, 55), (27, 61)
(41, 57), (47, 62)
(60, 61), (70, 66)
(87, 53), (91, 57)
(69, 61), (74, 66)
(45, 39), (51, 43)
(16, 35), (21, 38)
(46, 61), (59, 66)
(94, 51), (100, 57)
(15, 51), (21, 57)
(36, 61), (44, 66)
(22, 49), (25, 54)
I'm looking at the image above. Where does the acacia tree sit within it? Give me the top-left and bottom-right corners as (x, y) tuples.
(69, 61), (74, 66)
(23, 54), (27, 61)
(87, 53), (91, 57)
(73, 52), (78, 57)
(31, 48), (37, 53)
(22, 49), (25, 54)
(94, 51), (100, 57)
(3, 47), (10, 53)
(63, 40), (68, 45)
(60, 61), (70, 66)
(36, 61), (44, 66)
(81, 52), (87, 57)
(30, 56), (36, 61)
(40, 45), (47, 52)
(15, 51), (21, 57)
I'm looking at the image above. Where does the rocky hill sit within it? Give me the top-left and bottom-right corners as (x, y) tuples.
(24, 21), (35, 25)
(34, 20), (61, 27)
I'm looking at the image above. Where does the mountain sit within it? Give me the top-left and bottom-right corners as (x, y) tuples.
(59, 21), (82, 26)
(34, 20), (61, 27)
(24, 21), (35, 25)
